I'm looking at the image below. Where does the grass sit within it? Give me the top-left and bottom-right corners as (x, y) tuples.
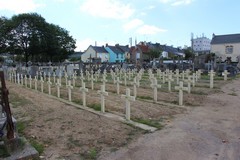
(137, 95), (153, 100)
(87, 103), (101, 111)
(9, 92), (32, 108)
(228, 92), (238, 96)
(80, 148), (98, 160)
(191, 90), (206, 95)
(16, 121), (26, 135)
(73, 99), (83, 105)
(133, 118), (163, 129)
(0, 144), (10, 158)
(29, 139), (44, 154)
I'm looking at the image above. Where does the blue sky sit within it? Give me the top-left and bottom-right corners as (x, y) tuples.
(0, 0), (239, 51)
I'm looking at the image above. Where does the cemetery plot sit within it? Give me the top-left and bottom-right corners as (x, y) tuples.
(8, 83), (144, 159)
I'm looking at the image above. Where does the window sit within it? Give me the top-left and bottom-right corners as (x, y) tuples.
(225, 46), (233, 54)
(116, 53), (119, 58)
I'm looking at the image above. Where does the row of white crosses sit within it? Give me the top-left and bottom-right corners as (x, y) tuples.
(9, 70), (137, 121)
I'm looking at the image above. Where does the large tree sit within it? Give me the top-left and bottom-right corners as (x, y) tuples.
(1, 13), (76, 64)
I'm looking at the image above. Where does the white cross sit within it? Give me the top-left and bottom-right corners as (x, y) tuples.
(184, 76), (192, 93)
(166, 74), (174, 92)
(222, 70), (230, 81)
(97, 85), (108, 113)
(208, 70), (215, 89)
(47, 77), (52, 95)
(67, 80), (73, 102)
(131, 77), (138, 97)
(29, 75), (32, 89)
(122, 72), (128, 86)
(40, 77), (44, 93)
(101, 74), (108, 86)
(175, 81), (188, 106)
(34, 76), (38, 90)
(55, 79), (61, 98)
(89, 74), (95, 90)
(150, 78), (161, 102)
(121, 88), (135, 121)
(79, 82), (88, 107)
(53, 72), (56, 83)
(115, 77), (122, 94)
(24, 75), (28, 87)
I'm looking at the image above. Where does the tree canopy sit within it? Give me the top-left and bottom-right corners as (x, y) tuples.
(0, 13), (76, 64)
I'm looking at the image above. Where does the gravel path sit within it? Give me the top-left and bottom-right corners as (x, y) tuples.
(98, 79), (240, 160)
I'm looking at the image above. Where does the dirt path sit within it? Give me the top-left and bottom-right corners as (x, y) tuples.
(98, 79), (240, 160)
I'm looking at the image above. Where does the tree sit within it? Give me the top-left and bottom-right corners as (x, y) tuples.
(2, 13), (76, 65)
(183, 47), (195, 60)
(43, 23), (76, 62)
(0, 16), (10, 53)
(148, 49), (162, 60)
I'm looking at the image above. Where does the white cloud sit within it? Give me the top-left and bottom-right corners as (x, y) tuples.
(80, 0), (134, 19)
(0, 0), (44, 13)
(123, 19), (144, 31)
(159, 0), (194, 6)
(136, 25), (167, 35)
(76, 38), (116, 51)
(75, 38), (95, 51)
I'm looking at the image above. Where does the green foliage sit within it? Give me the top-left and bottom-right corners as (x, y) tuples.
(133, 118), (163, 129)
(0, 145), (10, 158)
(148, 49), (162, 60)
(29, 139), (44, 154)
(183, 47), (195, 60)
(0, 13), (76, 63)
(137, 95), (153, 100)
(87, 103), (101, 111)
(16, 121), (26, 135)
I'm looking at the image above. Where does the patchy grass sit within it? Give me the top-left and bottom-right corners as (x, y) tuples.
(9, 92), (32, 108)
(73, 99), (83, 105)
(133, 118), (163, 129)
(16, 121), (26, 135)
(80, 148), (98, 160)
(29, 139), (44, 155)
(191, 90), (206, 95)
(228, 92), (238, 96)
(0, 144), (10, 158)
(87, 103), (101, 111)
(137, 95), (153, 100)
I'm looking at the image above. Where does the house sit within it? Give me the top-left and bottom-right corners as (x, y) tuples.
(105, 44), (125, 63)
(81, 45), (109, 63)
(160, 45), (185, 58)
(130, 42), (150, 64)
(191, 35), (211, 54)
(115, 44), (130, 62)
(68, 51), (83, 59)
(211, 33), (240, 62)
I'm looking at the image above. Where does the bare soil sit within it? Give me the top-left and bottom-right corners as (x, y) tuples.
(7, 74), (237, 160)
(98, 78), (240, 160)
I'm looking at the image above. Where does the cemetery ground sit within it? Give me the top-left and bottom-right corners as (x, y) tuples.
(5, 72), (240, 159)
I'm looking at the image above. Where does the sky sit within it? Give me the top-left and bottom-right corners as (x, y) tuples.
(0, 0), (239, 52)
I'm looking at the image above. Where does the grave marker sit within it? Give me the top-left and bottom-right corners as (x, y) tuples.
(116, 77), (122, 94)
(67, 80), (73, 102)
(79, 82), (88, 107)
(56, 79), (61, 98)
(222, 70), (230, 81)
(208, 70), (215, 89)
(121, 88), (135, 121)
(150, 78), (161, 102)
(97, 85), (108, 113)
(175, 81), (188, 106)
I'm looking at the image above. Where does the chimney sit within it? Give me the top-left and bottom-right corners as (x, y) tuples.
(106, 43), (108, 47)
(212, 33), (215, 38)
